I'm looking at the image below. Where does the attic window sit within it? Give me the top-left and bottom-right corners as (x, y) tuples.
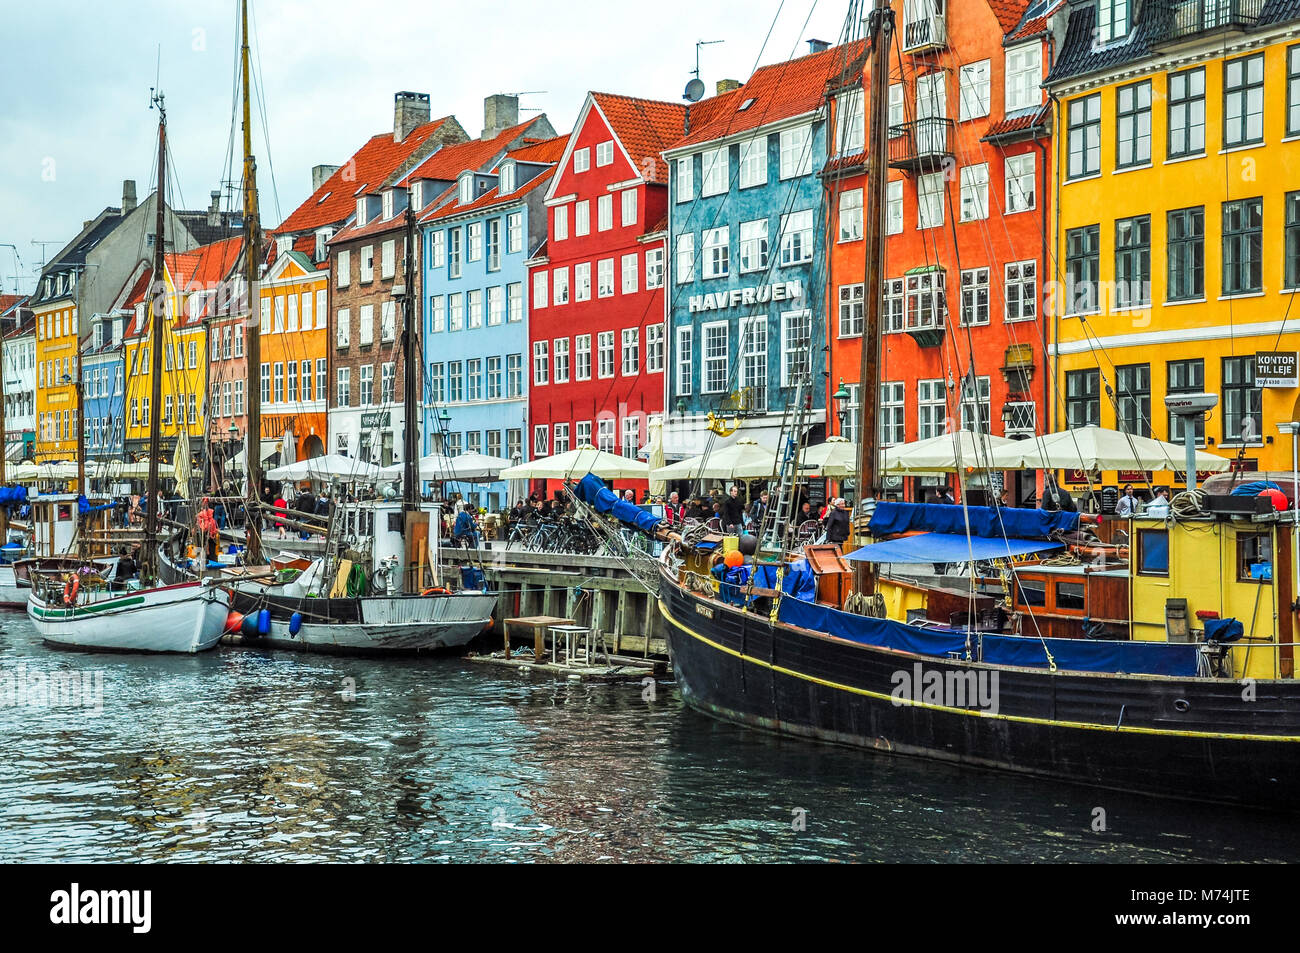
(316, 191), (332, 204)
(738, 97), (757, 111)
(458, 174), (474, 204)
(499, 162), (516, 194)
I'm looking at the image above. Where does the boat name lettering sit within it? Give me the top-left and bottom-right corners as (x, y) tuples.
(687, 280), (802, 314)
(695, 605), (714, 620)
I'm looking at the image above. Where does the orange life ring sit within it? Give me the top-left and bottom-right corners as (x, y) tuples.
(421, 587), (450, 596)
(63, 575), (80, 606)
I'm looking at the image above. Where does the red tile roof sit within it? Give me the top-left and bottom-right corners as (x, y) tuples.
(421, 167), (557, 224)
(667, 40), (867, 151)
(589, 93), (691, 184)
(165, 236), (244, 291)
(1006, 0), (1064, 40)
(272, 116), (456, 235)
(987, 0), (1035, 34)
(0, 294), (24, 314)
(507, 135), (569, 164)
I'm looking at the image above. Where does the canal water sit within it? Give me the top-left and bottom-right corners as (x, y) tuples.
(1, 614), (1296, 863)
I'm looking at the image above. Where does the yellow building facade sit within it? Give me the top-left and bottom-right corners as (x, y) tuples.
(33, 290), (79, 463)
(1048, 7), (1300, 487)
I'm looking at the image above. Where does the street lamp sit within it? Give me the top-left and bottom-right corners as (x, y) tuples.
(832, 379), (850, 436)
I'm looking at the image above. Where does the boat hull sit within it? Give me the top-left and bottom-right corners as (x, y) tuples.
(0, 565), (23, 608)
(660, 576), (1300, 810)
(28, 582), (231, 654)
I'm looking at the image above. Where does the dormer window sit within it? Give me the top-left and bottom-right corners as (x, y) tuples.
(1096, 0), (1129, 44)
(112, 317), (123, 345)
(411, 182), (424, 211)
(92, 321), (103, 349)
(356, 196), (368, 225)
(382, 190), (394, 220)
(277, 236), (294, 258)
(459, 174), (474, 204)
(499, 162), (516, 194)
(314, 227), (334, 262)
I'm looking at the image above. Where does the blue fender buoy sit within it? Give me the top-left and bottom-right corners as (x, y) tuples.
(288, 611), (303, 636)
(240, 614), (260, 638)
(257, 608), (271, 635)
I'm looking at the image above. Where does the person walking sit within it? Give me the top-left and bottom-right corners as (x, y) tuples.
(721, 484), (746, 534)
(823, 498), (852, 547)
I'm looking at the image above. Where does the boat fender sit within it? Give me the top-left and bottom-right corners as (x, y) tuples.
(257, 608), (271, 635)
(239, 614), (261, 638)
(288, 612), (303, 636)
(224, 611), (244, 634)
(421, 587), (450, 596)
(62, 575), (80, 606)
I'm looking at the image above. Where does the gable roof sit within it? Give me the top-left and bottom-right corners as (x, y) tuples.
(421, 166), (558, 225)
(507, 135), (569, 164)
(589, 92), (691, 184)
(165, 236), (243, 291)
(272, 115), (457, 236)
(987, 0), (1035, 35)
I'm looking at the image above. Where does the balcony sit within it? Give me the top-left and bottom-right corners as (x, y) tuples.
(1147, 0), (1263, 45)
(902, 13), (947, 53)
(888, 117), (954, 173)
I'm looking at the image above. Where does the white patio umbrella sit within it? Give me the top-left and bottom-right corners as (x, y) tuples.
(172, 431), (192, 500)
(499, 445), (649, 481)
(12, 461), (78, 481)
(266, 453), (380, 482)
(800, 436), (857, 477)
(651, 439), (779, 481)
(442, 451), (514, 482)
(987, 425), (1230, 473)
(647, 416), (666, 497)
(882, 430), (1020, 473)
(377, 453), (455, 482)
(87, 460), (152, 480)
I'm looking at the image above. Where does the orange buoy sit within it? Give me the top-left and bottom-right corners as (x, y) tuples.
(224, 611), (244, 634)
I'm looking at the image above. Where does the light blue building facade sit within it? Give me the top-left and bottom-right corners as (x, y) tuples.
(421, 153), (555, 511)
(82, 311), (126, 467)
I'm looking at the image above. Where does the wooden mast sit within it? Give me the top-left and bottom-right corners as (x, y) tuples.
(142, 92), (168, 584)
(399, 203), (422, 591)
(240, 0), (264, 565)
(853, 0), (894, 601)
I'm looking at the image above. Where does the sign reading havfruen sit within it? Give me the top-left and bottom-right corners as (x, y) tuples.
(688, 279), (803, 314)
(1255, 351), (1298, 387)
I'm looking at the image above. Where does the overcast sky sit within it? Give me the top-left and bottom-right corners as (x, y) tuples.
(0, 0), (852, 295)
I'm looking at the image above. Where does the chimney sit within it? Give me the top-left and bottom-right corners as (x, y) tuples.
(807, 38), (830, 53)
(716, 79), (742, 95)
(394, 91), (431, 143)
(207, 190), (222, 227)
(482, 93), (519, 141)
(122, 179), (137, 213)
(312, 164), (341, 192)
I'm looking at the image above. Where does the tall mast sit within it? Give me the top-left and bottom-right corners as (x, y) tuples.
(853, 0), (894, 601)
(240, 0), (263, 564)
(401, 205), (419, 514)
(143, 92), (168, 584)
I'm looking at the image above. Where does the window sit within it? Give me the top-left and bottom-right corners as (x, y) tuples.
(507, 282), (522, 323)
(839, 189), (863, 242)
(780, 210), (813, 265)
(533, 341), (549, 386)
(1004, 261), (1036, 322)
(622, 327), (640, 376)
(273, 297), (284, 334)
(959, 163), (988, 222)
(360, 245), (374, 282)
(703, 227), (729, 279)
(431, 232), (445, 268)
(880, 382), (905, 446)
(467, 222), (483, 263)
(358, 364), (373, 405)
(573, 147), (589, 173)
(1005, 44), (1042, 113)
(959, 268), (989, 326)
(886, 180), (904, 235)
(1167, 206), (1205, 301)
(575, 334), (591, 380)
(448, 292), (464, 331)
(739, 136), (767, 188)
(1167, 359), (1205, 444)
(1222, 355), (1262, 443)
(917, 379), (947, 440)
(1116, 81), (1151, 168)
(1067, 94), (1101, 179)
(575, 262), (591, 301)
(574, 421), (590, 449)
(287, 361), (299, 402)
(459, 175), (474, 204)
(918, 172), (944, 229)
(1065, 224), (1100, 314)
(447, 362), (463, 402)
(429, 362), (444, 403)
(597, 331), (615, 378)
(835, 87), (864, 154)
(380, 300), (397, 341)
(554, 423), (570, 454)
(1222, 197), (1263, 295)
(487, 431), (502, 459)
(1065, 368), (1100, 428)
(883, 277), (906, 333)
(302, 291), (314, 331)
(336, 249), (350, 288)
(1287, 192), (1300, 290)
(467, 290), (483, 329)
(534, 424), (549, 457)
(486, 356), (502, 400)
(273, 362), (285, 403)
(486, 219), (501, 271)
(553, 268), (569, 305)
(779, 125), (812, 179)
(647, 323), (664, 373)
(553, 337), (570, 383)
(889, 83), (904, 128)
(1290, 44), (1300, 137)
(598, 258), (615, 298)
(676, 326), (692, 396)
(738, 219), (769, 273)
(554, 205), (568, 241)
(702, 146), (729, 196)
(488, 286), (504, 326)
(380, 238), (396, 279)
(260, 362), (270, 403)
(906, 271), (945, 331)
(781, 310), (812, 388)
(499, 163), (515, 194)
(316, 359), (326, 404)
(1167, 67), (1206, 159)
(1097, 0), (1129, 43)
(839, 284), (864, 338)
(597, 418), (615, 453)
(507, 212), (523, 254)
(702, 323), (728, 393)
(507, 354), (522, 397)
(448, 228), (462, 278)
(1224, 53), (1265, 149)
(533, 271), (547, 310)
(575, 200), (590, 236)
(1237, 533), (1272, 583)
(738, 316), (767, 408)
(382, 362), (397, 404)
(676, 156), (694, 202)
(622, 253), (639, 294)
(959, 375), (991, 434)
(597, 194), (613, 232)
(357, 304), (374, 346)
(1114, 215), (1151, 309)
(676, 233), (695, 284)
(958, 60), (990, 121)
(619, 417), (640, 458)
(1115, 363), (1151, 437)
(646, 248), (664, 288)
(621, 189), (637, 227)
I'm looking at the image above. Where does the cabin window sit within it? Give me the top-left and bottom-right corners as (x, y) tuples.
(1055, 582), (1085, 612)
(1237, 533), (1272, 583)
(1137, 529), (1169, 575)
(1014, 577), (1046, 607)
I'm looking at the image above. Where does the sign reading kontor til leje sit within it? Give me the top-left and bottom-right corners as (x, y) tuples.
(1255, 351), (1298, 388)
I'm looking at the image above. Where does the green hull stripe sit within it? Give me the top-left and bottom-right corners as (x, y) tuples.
(30, 595), (147, 619)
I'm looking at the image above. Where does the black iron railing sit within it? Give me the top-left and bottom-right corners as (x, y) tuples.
(887, 117), (954, 171)
(1147, 0), (1264, 43)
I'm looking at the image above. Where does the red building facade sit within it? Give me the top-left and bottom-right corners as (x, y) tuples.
(526, 92), (679, 492)
(828, 0), (1060, 504)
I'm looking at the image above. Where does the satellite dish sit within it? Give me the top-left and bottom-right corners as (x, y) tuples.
(683, 78), (705, 102)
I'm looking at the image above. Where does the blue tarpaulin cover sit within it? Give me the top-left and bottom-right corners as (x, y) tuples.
(1204, 617), (1244, 643)
(868, 501), (1079, 539)
(0, 486), (27, 506)
(76, 494), (117, 516)
(575, 473), (661, 534)
(754, 560), (817, 601)
(844, 533), (1064, 563)
(779, 598), (971, 657)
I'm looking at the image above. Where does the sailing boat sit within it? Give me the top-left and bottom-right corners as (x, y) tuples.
(27, 93), (231, 653)
(652, 0), (1300, 810)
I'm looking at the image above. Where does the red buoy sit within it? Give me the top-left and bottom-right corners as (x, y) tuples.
(1259, 488), (1289, 512)
(224, 611), (244, 634)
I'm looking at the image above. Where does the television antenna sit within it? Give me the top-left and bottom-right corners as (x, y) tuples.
(684, 39), (724, 102)
(509, 91), (548, 114)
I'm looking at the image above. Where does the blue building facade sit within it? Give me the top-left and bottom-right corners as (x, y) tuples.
(82, 311), (126, 466)
(420, 149), (557, 511)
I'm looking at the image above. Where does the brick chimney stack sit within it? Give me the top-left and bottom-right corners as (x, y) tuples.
(394, 91), (431, 143)
(716, 79), (741, 95)
(312, 164), (341, 192)
(482, 94), (519, 141)
(122, 179), (137, 213)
